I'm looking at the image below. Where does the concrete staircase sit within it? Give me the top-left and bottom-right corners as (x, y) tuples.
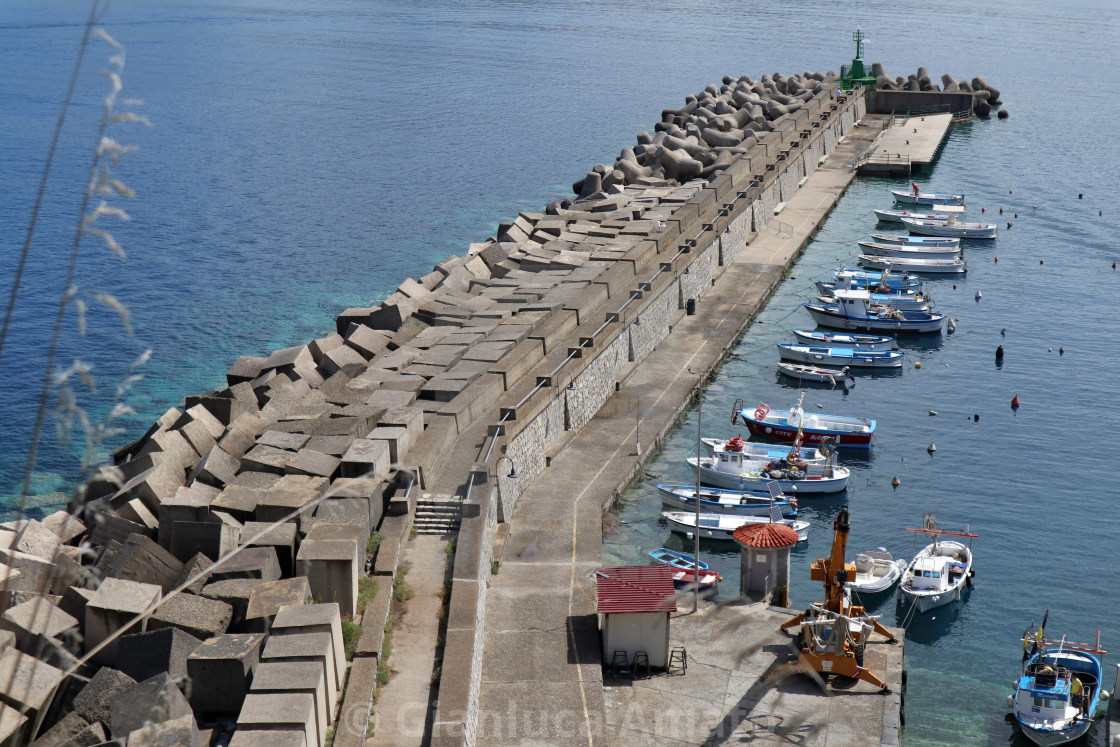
(413, 493), (463, 535)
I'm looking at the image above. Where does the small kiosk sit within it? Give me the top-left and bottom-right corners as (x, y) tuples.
(596, 565), (676, 671)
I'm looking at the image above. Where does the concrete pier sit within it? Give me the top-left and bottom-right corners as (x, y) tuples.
(857, 111), (952, 175)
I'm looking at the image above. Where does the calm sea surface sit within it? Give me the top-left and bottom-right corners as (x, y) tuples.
(2, 1), (1118, 743)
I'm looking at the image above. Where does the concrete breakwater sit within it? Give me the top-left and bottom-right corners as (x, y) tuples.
(0, 75), (865, 746)
(870, 63), (1002, 116)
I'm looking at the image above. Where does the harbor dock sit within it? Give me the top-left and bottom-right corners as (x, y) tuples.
(857, 111), (953, 175)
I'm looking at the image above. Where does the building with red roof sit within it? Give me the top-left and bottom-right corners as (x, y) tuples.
(596, 566), (676, 670)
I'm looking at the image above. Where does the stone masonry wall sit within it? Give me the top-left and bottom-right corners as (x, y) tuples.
(678, 240), (718, 309)
(778, 157), (803, 203)
(719, 203), (754, 266)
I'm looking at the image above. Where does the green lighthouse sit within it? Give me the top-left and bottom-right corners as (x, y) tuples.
(841, 28), (878, 90)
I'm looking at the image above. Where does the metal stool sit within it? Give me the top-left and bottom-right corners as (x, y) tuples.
(611, 650), (630, 678)
(669, 646), (688, 675)
(632, 650), (651, 678)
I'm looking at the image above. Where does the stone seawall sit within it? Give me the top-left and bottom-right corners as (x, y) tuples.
(1, 76), (864, 746)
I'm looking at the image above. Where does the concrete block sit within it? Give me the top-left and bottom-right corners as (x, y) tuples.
(363, 388), (416, 409)
(487, 337), (545, 390)
(111, 496), (160, 534)
(307, 499), (370, 546)
(263, 345), (314, 377)
(0, 649), (64, 728)
(85, 578), (162, 665)
(184, 393), (249, 428)
(236, 693), (318, 747)
(158, 485), (217, 548)
(324, 478), (386, 529)
(126, 712), (200, 747)
(306, 415), (365, 439)
(228, 355), (268, 386)
(108, 672), (193, 740)
(365, 426), (411, 465)
(241, 444), (295, 474)
(306, 333), (344, 365)
(176, 416), (218, 459)
(200, 579), (258, 632)
(285, 449), (341, 479)
(338, 438), (391, 480)
(168, 520), (240, 563)
(241, 522), (298, 578)
(148, 592), (232, 640)
(260, 632), (338, 709)
(254, 490), (319, 531)
(104, 533), (185, 593)
(257, 430), (310, 451)
(72, 666), (137, 729)
(245, 577), (310, 634)
(40, 510), (85, 544)
(344, 323), (391, 360)
(111, 462), (185, 514)
(378, 406), (425, 445)
(295, 540), (358, 618)
(304, 434), (354, 457)
(186, 633), (265, 714)
(175, 552), (213, 594)
(209, 547), (281, 584)
(0, 597), (78, 654)
(272, 604), (344, 693)
(318, 345), (367, 378)
(59, 586), (96, 624)
(136, 428), (200, 474)
(30, 710), (105, 747)
(366, 302), (415, 333)
(228, 729), (306, 747)
(187, 444), (240, 488)
(115, 626), (203, 683)
(211, 485), (267, 522)
(0, 521), (60, 561)
(249, 661), (328, 747)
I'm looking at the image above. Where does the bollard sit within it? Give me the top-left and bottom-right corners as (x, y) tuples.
(686, 298), (697, 315)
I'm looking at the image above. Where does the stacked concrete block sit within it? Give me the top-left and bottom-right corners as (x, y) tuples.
(249, 661), (330, 746)
(241, 521), (298, 578)
(295, 526), (361, 617)
(113, 626), (202, 685)
(185, 632), (265, 715)
(71, 666), (137, 731)
(236, 692), (319, 747)
(0, 597), (78, 655)
(260, 632), (339, 708)
(148, 592), (232, 640)
(84, 577), (162, 665)
(244, 577), (310, 634)
(104, 533), (184, 593)
(107, 671), (194, 739)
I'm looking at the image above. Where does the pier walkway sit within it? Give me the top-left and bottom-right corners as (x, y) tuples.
(473, 119), (900, 746)
(857, 111), (952, 175)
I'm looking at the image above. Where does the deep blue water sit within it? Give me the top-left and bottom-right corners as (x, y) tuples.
(2, 1), (1119, 743)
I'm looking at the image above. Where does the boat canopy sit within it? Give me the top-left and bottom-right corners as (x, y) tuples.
(931, 205), (965, 213)
(909, 556), (950, 589)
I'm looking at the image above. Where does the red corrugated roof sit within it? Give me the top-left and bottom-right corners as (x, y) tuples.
(733, 523), (799, 548)
(596, 566), (677, 614)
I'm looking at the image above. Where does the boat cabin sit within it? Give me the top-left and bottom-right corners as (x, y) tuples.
(831, 288), (873, 319)
(908, 555), (951, 590)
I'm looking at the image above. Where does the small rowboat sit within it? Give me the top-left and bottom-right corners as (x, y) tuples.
(647, 547), (708, 572)
(777, 344), (904, 368)
(657, 482), (799, 517)
(874, 208), (945, 223)
(686, 455), (852, 492)
(661, 510), (810, 541)
(777, 362), (857, 385)
(835, 268), (924, 290)
(846, 550), (907, 596)
(792, 330), (897, 350)
(671, 568), (720, 588)
(858, 254), (967, 274)
(733, 393), (875, 449)
(699, 436), (825, 463)
(869, 233), (959, 248)
(857, 241), (961, 260)
(901, 216), (997, 239)
(891, 189), (965, 206)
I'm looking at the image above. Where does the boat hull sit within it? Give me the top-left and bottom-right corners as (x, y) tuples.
(699, 438), (825, 463)
(656, 483), (798, 517)
(778, 344), (904, 368)
(874, 209), (943, 223)
(858, 241), (961, 260)
(869, 233), (959, 247)
(688, 457), (852, 492)
(858, 254), (967, 274)
(1017, 721), (1092, 747)
(777, 363), (856, 384)
(805, 303), (945, 334)
(662, 511), (810, 541)
(898, 540), (972, 614)
(791, 330), (897, 350)
(892, 190), (965, 206)
(902, 217), (997, 239)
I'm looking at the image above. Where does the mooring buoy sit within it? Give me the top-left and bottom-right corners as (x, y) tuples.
(995, 345), (1004, 360)
(891, 477), (901, 487)
(928, 442), (936, 452)
(973, 413), (980, 422)
(1011, 394), (1020, 409)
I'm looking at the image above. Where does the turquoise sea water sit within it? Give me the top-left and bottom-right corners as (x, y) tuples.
(2, 1), (1119, 743)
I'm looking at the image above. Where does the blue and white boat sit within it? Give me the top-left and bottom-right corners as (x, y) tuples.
(1010, 614), (1110, 746)
(805, 288), (945, 334)
(661, 510), (810, 542)
(816, 281), (931, 311)
(857, 240), (961, 260)
(834, 268), (924, 291)
(874, 208), (945, 223)
(869, 233), (960, 248)
(891, 188), (965, 206)
(902, 216), (997, 240)
(657, 483), (798, 517)
(699, 436), (826, 463)
(792, 329), (897, 351)
(858, 254), (967, 275)
(647, 547), (708, 572)
(778, 343), (904, 369)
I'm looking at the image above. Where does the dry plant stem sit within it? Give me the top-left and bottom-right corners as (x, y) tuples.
(0, 0), (105, 364)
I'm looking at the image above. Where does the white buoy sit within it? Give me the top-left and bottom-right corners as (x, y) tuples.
(975, 290), (982, 300)
(928, 442), (936, 452)
(947, 319), (957, 333)
(929, 410), (938, 416)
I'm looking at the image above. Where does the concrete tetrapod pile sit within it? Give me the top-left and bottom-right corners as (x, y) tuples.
(0, 71), (861, 745)
(871, 62), (1003, 116)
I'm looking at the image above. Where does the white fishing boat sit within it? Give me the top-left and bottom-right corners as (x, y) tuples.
(898, 517), (977, 614)
(777, 362), (857, 386)
(869, 233), (960, 248)
(700, 436), (826, 463)
(661, 509), (810, 542)
(792, 329), (898, 351)
(777, 344), (904, 368)
(901, 216), (998, 239)
(815, 282), (931, 311)
(874, 208), (945, 223)
(891, 188), (965, 206)
(657, 482), (799, 517)
(804, 288), (945, 334)
(686, 453), (851, 493)
(845, 550), (907, 596)
(858, 254), (966, 274)
(857, 240), (961, 260)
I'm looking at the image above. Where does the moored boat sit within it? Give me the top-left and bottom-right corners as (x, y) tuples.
(902, 216), (997, 239)
(897, 517), (977, 614)
(732, 393), (875, 449)
(686, 454), (851, 493)
(661, 509), (810, 541)
(874, 208), (945, 223)
(857, 240), (962, 259)
(657, 482), (799, 517)
(792, 329), (898, 350)
(816, 281), (931, 311)
(777, 343), (904, 368)
(700, 435), (826, 463)
(845, 550), (907, 596)
(891, 188), (965, 206)
(647, 547), (708, 572)
(1010, 613), (1110, 746)
(869, 233), (960, 248)
(777, 362), (857, 385)
(834, 268), (924, 291)
(858, 253), (967, 274)
(804, 288), (945, 334)
(671, 568), (720, 589)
